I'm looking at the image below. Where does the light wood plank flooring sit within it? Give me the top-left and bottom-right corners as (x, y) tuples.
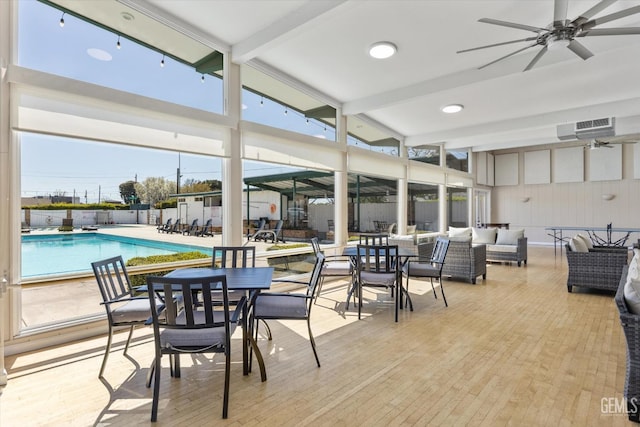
(0, 246), (632, 426)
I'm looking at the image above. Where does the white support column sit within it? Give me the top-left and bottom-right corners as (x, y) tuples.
(0, 0), (12, 388)
(334, 109), (348, 246)
(467, 187), (474, 228)
(221, 60), (243, 246)
(438, 183), (447, 234)
(397, 178), (407, 235)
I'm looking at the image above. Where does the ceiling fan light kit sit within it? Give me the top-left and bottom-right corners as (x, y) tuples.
(458, 0), (640, 71)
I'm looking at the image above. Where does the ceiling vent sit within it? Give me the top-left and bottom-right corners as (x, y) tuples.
(557, 118), (616, 141)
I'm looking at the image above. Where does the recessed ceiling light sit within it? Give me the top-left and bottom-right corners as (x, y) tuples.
(121, 11), (135, 21)
(369, 42), (397, 59)
(441, 104), (464, 114)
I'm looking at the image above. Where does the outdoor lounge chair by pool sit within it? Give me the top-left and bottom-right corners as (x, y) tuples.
(252, 220), (285, 243)
(182, 219), (199, 236)
(157, 218), (172, 233)
(196, 218), (213, 237)
(247, 219), (267, 241)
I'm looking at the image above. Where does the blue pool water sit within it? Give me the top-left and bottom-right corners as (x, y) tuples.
(21, 233), (212, 278)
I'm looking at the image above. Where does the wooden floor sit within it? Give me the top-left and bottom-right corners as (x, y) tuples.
(0, 246), (632, 426)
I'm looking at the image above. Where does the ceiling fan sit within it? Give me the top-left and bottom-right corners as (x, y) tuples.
(458, 0), (640, 71)
(587, 134), (639, 149)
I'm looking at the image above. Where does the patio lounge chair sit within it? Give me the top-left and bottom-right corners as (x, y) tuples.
(166, 219), (181, 234)
(253, 220), (285, 243)
(247, 219), (267, 241)
(157, 218), (172, 233)
(182, 219), (199, 236)
(196, 218), (213, 237)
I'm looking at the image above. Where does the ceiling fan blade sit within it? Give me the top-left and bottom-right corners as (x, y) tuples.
(478, 42), (539, 70)
(567, 40), (594, 60)
(571, 0), (617, 26)
(524, 46), (548, 71)
(579, 27), (640, 36)
(582, 5), (640, 29)
(554, 0), (569, 27)
(478, 18), (546, 33)
(457, 37), (538, 53)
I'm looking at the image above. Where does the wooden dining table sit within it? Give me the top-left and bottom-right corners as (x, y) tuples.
(143, 266), (274, 381)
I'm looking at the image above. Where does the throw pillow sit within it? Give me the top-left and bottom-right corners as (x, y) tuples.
(448, 226), (472, 238)
(625, 278), (640, 314)
(472, 227), (497, 244)
(576, 233), (594, 249)
(569, 236), (588, 253)
(495, 228), (525, 245)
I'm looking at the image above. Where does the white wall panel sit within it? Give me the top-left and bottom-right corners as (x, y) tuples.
(524, 150), (550, 184)
(553, 146), (583, 183)
(495, 153), (518, 186)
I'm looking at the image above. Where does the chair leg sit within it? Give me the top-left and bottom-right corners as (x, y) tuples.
(150, 354), (162, 422)
(429, 277), (438, 299)
(222, 349), (230, 419)
(123, 325), (135, 355)
(358, 280), (363, 320)
(439, 276), (448, 307)
(146, 359), (155, 388)
(99, 324), (114, 378)
(307, 318), (321, 367)
(314, 276), (325, 304)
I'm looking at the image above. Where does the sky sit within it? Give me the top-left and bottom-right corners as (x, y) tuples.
(18, 1), (337, 203)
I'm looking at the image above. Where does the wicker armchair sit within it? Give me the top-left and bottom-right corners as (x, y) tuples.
(440, 241), (487, 284)
(565, 243), (628, 293)
(615, 266), (640, 422)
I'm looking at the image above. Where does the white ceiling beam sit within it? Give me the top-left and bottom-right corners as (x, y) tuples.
(232, 0), (348, 64)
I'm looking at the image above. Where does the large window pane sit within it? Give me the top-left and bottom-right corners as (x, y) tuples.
(19, 1), (223, 113)
(408, 182), (439, 232)
(446, 149), (469, 172)
(408, 145), (440, 166)
(447, 186), (469, 227)
(348, 173), (397, 233)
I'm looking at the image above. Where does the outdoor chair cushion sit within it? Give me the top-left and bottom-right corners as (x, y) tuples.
(472, 227), (497, 244)
(160, 311), (236, 348)
(576, 233), (594, 249)
(253, 293), (308, 318)
(404, 262), (439, 278)
(495, 228), (525, 245)
(359, 271), (397, 287)
(569, 236), (588, 253)
(322, 261), (352, 276)
(110, 298), (154, 323)
(486, 244), (517, 253)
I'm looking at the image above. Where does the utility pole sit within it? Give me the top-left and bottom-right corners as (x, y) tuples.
(176, 152), (181, 194)
(98, 185), (101, 203)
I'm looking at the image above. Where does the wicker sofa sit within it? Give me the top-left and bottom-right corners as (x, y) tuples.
(414, 241), (486, 285)
(615, 265), (640, 422)
(565, 243), (628, 293)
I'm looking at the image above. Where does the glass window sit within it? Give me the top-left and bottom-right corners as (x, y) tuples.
(18, 1), (223, 113)
(348, 173), (397, 233)
(447, 186), (469, 227)
(347, 116), (400, 157)
(446, 149), (469, 172)
(408, 182), (439, 232)
(408, 145), (440, 166)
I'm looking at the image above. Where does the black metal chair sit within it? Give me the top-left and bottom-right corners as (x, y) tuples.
(310, 237), (354, 304)
(252, 252), (325, 367)
(91, 255), (151, 378)
(145, 273), (244, 421)
(195, 218), (213, 237)
(403, 237), (450, 307)
(354, 244), (401, 321)
(181, 218), (199, 235)
(359, 233), (388, 246)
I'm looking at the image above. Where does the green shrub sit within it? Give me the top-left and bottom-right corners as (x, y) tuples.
(266, 243), (310, 251)
(126, 251), (210, 287)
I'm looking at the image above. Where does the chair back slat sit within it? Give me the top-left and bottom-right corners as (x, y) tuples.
(213, 246), (256, 268)
(431, 238), (450, 268)
(91, 256), (132, 303)
(357, 244), (397, 273)
(359, 233), (389, 246)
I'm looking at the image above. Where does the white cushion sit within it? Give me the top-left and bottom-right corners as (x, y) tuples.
(495, 229), (524, 245)
(627, 250), (640, 285)
(625, 278), (640, 315)
(407, 225), (417, 234)
(472, 227), (497, 244)
(576, 233), (593, 249)
(486, 244), (517, 253)
(569, 236), (588, 253)
(448, 226), (471, 237)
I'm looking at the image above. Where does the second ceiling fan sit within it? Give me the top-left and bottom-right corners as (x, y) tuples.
(458, 0), (640, 71)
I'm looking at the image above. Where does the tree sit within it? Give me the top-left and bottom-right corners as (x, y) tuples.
(180, 178), (222, 193)
(119, 180), (139, 204)
(134, 177), (175, 207)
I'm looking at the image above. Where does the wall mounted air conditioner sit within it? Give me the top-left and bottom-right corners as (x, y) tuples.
(557, 117), (616, 141)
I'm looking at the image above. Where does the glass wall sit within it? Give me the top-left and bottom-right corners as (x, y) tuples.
(348, 173), (398, 233)
(447, 186), (469, 227)
(408, 182), (439, 232)
(408, 145), (440, 166)
(446, 149), (469, 172)
(19, 1), (223, 113)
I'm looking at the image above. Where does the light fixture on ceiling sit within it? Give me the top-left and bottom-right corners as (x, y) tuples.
(160, 54), (165, 68)
(201, 74), (205, 83)
(121, 11), (135, 21)
(369, 41), (397, 59)
(260, 97), (264, 107)
(441, 104), (464, 114)
(116, 35), (121, 50)
(284, 107), (288, 116)
(59, 12), (65, 27)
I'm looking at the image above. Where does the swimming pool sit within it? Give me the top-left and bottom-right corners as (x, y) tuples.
(21, 233), (212, 278)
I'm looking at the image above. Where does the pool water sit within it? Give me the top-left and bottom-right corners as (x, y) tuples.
(21, 233), (212, 278)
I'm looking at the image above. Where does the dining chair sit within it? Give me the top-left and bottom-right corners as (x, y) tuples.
(310, 237), (354, 304)
(403, 237), (450, 307)
(213, 246), (255, 268)
(355, 244), (401, 321)
(145, 273), (244, 421)
(91, 255), (151, 378)
(252, 252), (325, 367)
(359, 233), (388, 246)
